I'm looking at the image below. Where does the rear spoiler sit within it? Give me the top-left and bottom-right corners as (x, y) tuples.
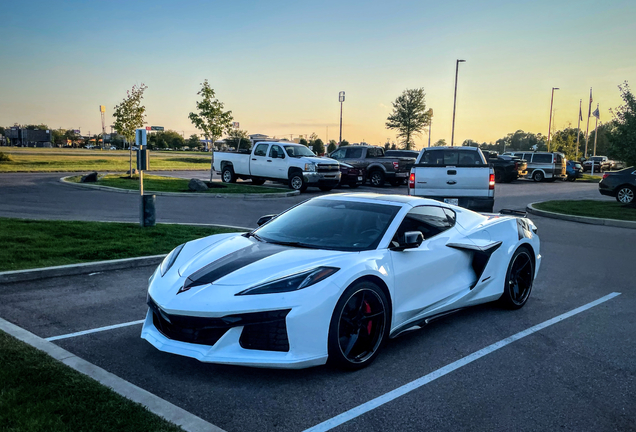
(499, 209), (527, 217)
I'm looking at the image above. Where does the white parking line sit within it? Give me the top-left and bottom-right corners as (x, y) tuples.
(46, 319), (145, 341)
(304, 292), (622, 432)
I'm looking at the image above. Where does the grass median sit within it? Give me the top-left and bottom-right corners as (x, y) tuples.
(0, 218), (247, 272)
(66, 173), (287, 194)
(0, 330), (183, 432)
(533, 200), (636, 222)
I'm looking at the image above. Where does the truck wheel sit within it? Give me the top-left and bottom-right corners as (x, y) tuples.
(289, 172), (307, 192)
(369, 171), (385, 187)
(532, 171), (544, 182)
(251, 178), (266, 185)
(222, 167), (236, 183)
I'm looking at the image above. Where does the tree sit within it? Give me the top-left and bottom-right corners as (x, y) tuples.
(609, 81), (636, 167)
(551, 127), (586, 160)
(433, 139), (447, 147)
(226, 128), (251, 150)
(312, 138), (325, 155)
(386, 88), (431, 150)
(327, 140), (337, 154)
(113, 83), (148, 176)
(188, 79), (233, 181)
(187, 134), (202, 150)
(299, 138), (309, 146)
(340, 139), (349, 147)
(588, 123), (615, 158)
(462, 139), (479, 147)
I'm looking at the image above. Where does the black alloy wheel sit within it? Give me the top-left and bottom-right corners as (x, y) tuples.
(328, 282), (389, 370)
(616, 185), (635, 204)
(222, 167), (236, 183)
(500, 247), (534, 309)
(369, 171), (385, 187)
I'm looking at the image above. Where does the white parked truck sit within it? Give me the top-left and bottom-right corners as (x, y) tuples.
(408, 147), (495, 212)
(213, 141), (341, 192)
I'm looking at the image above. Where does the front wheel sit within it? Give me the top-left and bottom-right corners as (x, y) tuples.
(288, 172), (307, 192)
(500, 246), (534, 309)
(616, 185), (635, 204)
(328, 281), (389, 370)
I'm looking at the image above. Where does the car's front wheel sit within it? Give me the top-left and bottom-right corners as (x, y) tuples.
(288, 172), (307, 192)
(328, 281), (389, 370)
(616, 185), (635, 204)
(500, 246), (534, 309)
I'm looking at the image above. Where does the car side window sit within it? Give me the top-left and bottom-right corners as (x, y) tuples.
(331, 148), (346, 159)
(254, 143), (269, 157)
(532, 154), (552, 164)
(269, 145), (284, 159)
(392, 206), (454, 246)
(347, 147), (363, 158)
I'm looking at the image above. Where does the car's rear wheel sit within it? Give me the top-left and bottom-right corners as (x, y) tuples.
(328, 281), (389, 370)
(532, 171), (544, 182)
(369, 170), (385, 187)
(222, 167), (236, 183)
(500, 246), (534, 309)
(616, 185), (635, 204)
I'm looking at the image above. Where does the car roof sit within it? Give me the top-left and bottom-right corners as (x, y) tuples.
(315, 192), (444, 206)
(422, 146), (481, 151)
(255, 141), (302, 146)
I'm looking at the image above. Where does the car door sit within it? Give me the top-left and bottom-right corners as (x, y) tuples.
(250, 143), (270, 177)
(344, 147), (365, 168)
(389, 206), (475, 327)
(266, 144), (287, 179)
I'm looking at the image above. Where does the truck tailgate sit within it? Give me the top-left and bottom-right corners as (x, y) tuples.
(412, 166), (492, 197)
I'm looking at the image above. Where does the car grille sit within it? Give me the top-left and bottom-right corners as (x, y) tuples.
(317, 164), (339, 172)
(148, 297), (290, 351)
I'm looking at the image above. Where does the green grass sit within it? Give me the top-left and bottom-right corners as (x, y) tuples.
(0, 148), (210, 172)
(0, 218), (246, 271)
(0, 330), (183, 432)
(534, 200), (636, 222)
(67, 173), (287, 194)
(577, 174), (601, 183)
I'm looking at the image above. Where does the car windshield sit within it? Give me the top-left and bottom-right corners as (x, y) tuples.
(253, 199), (401, 251)
(285, 146), (315, 157)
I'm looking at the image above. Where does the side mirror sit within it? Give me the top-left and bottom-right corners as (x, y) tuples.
(257, 214), (277, 226)
(278, 153), (285, 159)
(392, 231), (424, 251)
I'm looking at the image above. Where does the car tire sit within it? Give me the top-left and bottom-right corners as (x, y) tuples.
(251, 178), (266, 185)
(222, 167), (236, 183)
(532, 171), (544, 182)
(567, 175), (576, 182)
(369, 170), (385, 187)
(616, 185), (635, 205)
(494, 171), (503, 183)
(288, 172), (307, 192)
(327, 281), (390, 370)
(319, 186), (333, 192)
(499, 246), (534, 310)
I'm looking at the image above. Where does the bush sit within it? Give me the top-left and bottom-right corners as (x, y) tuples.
(0, 151), (12, 162)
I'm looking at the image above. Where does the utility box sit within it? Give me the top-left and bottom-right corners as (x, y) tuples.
(136, 149), (149, 171)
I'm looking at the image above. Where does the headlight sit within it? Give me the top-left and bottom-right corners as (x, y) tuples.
(304, 162), (316, 172)
(236, 266), (339, 295)
(160, 244), (185, 276)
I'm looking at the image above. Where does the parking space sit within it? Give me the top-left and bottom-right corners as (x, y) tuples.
(2, 215), (634, 431)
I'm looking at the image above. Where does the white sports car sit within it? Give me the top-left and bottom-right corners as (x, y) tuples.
(142, 193), (540, 370)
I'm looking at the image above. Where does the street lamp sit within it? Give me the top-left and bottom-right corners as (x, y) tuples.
(547, 87), (559, 152)
(450, 59), (466, 147)
(338, 91), (345, 145)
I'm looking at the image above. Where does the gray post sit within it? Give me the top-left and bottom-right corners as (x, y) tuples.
(451, 60), (465, 147)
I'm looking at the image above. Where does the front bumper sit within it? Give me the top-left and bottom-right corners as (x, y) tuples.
(304, 171), (341, 186)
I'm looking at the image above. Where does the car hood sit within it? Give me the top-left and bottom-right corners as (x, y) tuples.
(299, 156), (339, 165)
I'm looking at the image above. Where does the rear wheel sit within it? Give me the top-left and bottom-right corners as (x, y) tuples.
(500, 247), (534, 309)
(328, 282), (389, 370)
(222, 167), (236, 183)
(532, 171), (544, 182)
(616, 185), (635, 204)
(369, 170), (385, 187)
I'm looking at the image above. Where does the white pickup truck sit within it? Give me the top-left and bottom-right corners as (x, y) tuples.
(408, 147), (495, 212)
(213, 141), (341, 192)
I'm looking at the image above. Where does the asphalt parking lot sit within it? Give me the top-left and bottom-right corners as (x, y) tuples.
(1, 214), (634, 431)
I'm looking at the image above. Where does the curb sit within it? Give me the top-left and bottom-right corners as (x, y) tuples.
(0, 255), (166, 283)
(0, 317), (225, 432)
(60, 176), (300, 199)
(527, 202), (636, 230)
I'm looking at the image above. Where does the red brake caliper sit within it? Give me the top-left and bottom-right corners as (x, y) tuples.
(365, 301), (372, 334)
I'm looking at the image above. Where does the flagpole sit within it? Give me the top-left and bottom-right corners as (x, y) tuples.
(593, 103), (599, 156)
(576, 99), (582, 160)
(584, 87), (592, 158)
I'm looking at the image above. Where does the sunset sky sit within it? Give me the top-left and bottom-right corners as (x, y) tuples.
(1, 0), (635, 149)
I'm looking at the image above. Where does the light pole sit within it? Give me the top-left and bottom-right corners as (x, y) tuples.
(338, 91), (345, 145)
(428, 108), (433, 147)
(450, 59), (466, 147)
(547, 87), (559, 152)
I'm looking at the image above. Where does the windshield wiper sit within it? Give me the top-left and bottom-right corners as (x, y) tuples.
(245, 232), (266, 242)
(268, 240), (319, 249)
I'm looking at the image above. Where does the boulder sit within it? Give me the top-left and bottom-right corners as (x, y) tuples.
(188, 178), (208, 192)
(126, 169), (138, 175)
(81, 172), (98, 182)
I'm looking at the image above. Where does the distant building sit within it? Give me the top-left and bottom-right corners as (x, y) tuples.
(5, 127), (52, 147)
(249, 134), (270, 144)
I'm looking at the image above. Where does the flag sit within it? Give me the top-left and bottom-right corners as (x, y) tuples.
(588, 88), (593, 117)
(579, 101), (583, 121)
(593, 106), (600, 119)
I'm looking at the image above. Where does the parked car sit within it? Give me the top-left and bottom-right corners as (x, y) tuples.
(599, 167), (636, 204)
(482, 151), (527, 183)
(109, 146), (117, 150)
(329, 145), (415, 187)
(408, 146), (495, 212)
(143, 194), (541, 369)
(565, 160), (583, 182)
(384, 150), (420, 159)
(505, 151), (566, 182)
(583, 156), (612, 173)
(337, 162), (365, 188)
(213, 141), (340, 192)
